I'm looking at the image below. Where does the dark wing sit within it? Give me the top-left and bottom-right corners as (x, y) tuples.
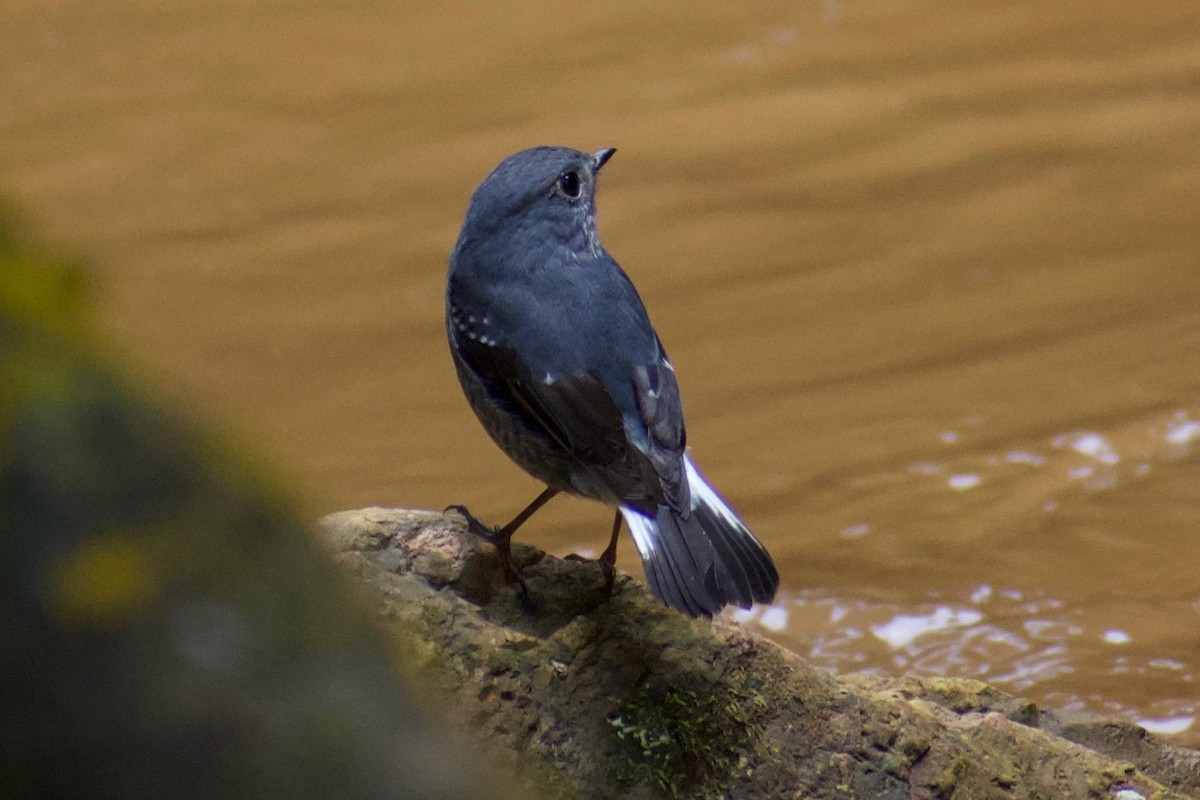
(452, 327), (688, 513)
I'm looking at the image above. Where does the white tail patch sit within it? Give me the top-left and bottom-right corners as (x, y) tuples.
(684, 455), (748, 532)
(619, 505), (659, 560)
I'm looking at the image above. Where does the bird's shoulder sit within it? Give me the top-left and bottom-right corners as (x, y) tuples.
(450, 253), (651, 362)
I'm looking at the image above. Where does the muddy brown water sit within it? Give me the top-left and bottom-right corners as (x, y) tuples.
(4, 0), (1199, 746)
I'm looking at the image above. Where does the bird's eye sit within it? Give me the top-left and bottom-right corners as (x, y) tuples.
(557, 170), (581, 199)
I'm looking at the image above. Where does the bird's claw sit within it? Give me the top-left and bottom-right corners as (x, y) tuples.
(565, 552), (617, 597)
(444, 504), (534, 610)
(443, 504), (500, 544)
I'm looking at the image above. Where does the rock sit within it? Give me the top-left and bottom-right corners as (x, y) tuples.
(324, 507), (1200, 800)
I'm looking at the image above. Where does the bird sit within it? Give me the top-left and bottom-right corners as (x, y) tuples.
(444, 145), (778, 618)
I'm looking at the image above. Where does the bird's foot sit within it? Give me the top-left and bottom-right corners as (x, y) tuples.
(599, 556), (616, 596)
(444, 504), (534, 610)
(564, 551), (617, 597)
(444, 504), (499, 544)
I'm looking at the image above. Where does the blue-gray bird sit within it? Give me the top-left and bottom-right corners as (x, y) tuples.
(445, 146), (778, 618)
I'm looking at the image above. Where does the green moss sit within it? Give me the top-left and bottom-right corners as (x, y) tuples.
(607, 673), (770, 799)
(882, 737), (930, 778)
(1090, 761), (1138, 794)
(485, 645), (529, 675)
(929, 757), (970, 798)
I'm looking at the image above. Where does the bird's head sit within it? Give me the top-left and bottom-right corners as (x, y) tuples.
(454, 146), (616, 264)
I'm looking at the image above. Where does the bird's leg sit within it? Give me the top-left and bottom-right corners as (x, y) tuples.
(598, 511), (621, 595)
(445, 487), (559, 607)
(564, 511), (622, 594)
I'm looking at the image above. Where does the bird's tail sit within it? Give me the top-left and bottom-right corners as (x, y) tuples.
(620, 456), (779, 618)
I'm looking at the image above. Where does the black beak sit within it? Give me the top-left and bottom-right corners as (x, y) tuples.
(591, 147), (617, 172)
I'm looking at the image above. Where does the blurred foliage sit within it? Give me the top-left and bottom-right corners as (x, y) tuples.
(0, 209), (499, 800)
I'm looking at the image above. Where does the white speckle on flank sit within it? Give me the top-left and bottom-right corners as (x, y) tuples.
(1102, 629), (1131, 645)
(1067, 465), (1094, 480)
(940, 431), (958, 444)
(947, 473), (981, 491)
(542, 372), (555, 385)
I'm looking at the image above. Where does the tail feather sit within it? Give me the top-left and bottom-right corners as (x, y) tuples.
(683, 458), (778, 601)
(623, 508), (714, 617)
(620, 456), (779, 618)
